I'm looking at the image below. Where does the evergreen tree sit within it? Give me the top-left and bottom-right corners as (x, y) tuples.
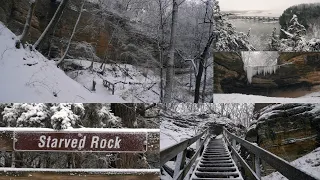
(268, 27), (280, 51)
(213, 2), (254, 51)
(279, 14), (320, 51)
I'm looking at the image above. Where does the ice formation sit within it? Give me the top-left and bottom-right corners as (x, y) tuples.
(244, 64), (279, 83)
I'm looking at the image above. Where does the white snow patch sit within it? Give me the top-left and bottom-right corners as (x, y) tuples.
(214, 93), (320, 103)
(262, 147), (320, 180)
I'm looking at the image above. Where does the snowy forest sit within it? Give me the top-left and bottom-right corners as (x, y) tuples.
(161, 103), (320, 179)
(0, 0), (216, 103)
(0, 103), (159, 169)
(216, 1), (320, 51)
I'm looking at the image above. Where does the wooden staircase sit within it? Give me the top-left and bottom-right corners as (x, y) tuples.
(191, 138), (243, 180)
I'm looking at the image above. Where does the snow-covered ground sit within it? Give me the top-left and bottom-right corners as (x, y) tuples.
(160, 112), (231, 150)
(160, 117), (199, 150)
(65, 59), (160, 103)
(262, 147), (320, 180)
(0, 22), (125, 102)
(214, 93), (320, 103)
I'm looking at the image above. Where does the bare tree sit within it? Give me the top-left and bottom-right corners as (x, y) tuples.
(194, 0), (215, 103)
(164, 0), (179, 103)
(56, 0), (85, 67)
(15, 0), (37, 49)
(33, 0), (70, 49)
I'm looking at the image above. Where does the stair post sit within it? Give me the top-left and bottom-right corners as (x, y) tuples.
(173, 138), (187, 179)
(255, 154), (261, 179)
(232, 138), (237, 163)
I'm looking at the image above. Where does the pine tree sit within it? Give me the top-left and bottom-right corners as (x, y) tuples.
(279, 14), (320, 51)
(268, 27), (280, 51)
(213, 2), (254, 51)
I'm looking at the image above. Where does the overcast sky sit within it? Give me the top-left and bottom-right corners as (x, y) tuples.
(219, 0), (320, 11)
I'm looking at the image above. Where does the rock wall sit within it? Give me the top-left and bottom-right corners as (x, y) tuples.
(214, 52), (320, 97)
(246, 103), (320, 174)
(0, 0), (158, 65)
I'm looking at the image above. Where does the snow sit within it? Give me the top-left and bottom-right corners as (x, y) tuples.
(0, 127), (160, 133)
(262, 147), (320, 180)
(160, 120), (196, 150)
(0, 22), (125, 102)
(213, 93), (320, 103)
(0, 168), (160, 174)
(65, 59), (160, 103)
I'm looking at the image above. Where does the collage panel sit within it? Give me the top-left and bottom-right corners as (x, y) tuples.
(214, 51), (320, 103)
(214, 0), (320, 52)
(0, 103), (160, 179)
(0, 0), (215, 103)
(0, 0), (163, 103)
(160, 103), (320, 180)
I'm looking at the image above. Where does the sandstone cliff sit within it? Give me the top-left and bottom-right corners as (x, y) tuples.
(0, 0), (158, 65)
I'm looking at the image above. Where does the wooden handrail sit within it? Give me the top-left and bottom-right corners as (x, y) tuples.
(173, 135), (209, 180)
(103, 80), (115, 95)
(160, 129), (208, 166)
(223, 128), (319, 180)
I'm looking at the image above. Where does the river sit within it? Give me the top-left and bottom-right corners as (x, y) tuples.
(225, 10), (282, 50)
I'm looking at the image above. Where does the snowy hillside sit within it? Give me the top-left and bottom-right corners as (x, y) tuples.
(262, 147), (320, 180)
(0, 22), (124, 102)
(64, 59), (160, 103)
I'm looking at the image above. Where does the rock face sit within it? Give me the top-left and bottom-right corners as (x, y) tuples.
(246, 103), (320, 174)
(214, 52), (320, 97)
(0, 0), (158, 65)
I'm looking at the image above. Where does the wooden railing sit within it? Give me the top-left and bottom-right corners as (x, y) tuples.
(103, 80), (115, 95)
(160, 129), (209, 180)
(223, 128), (319, 180)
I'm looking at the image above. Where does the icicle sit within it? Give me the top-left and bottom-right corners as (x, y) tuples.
(245, 64), (280, 84)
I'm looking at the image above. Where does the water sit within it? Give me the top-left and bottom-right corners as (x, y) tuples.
(225, 10), (282, 50)
(229, 19), (280, 50)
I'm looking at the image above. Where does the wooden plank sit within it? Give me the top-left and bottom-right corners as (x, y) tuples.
(174, 135), (209, 180)
(224, 135), (259, 180)
(0, 169), (159, 180)
(0, 173), (159, 180)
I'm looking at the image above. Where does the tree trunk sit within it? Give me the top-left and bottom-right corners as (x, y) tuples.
(111, 104), (142, 168)
(15, 0), (37, 49)
(201, 61), (208, 102)
(164, 0), (178, 103)
(194, 35), (214, 103)
(158, 0), (165, 102)
(33, 0), (69, 49)
(111, 104), (136, 128)
(56, 0), (85, 67)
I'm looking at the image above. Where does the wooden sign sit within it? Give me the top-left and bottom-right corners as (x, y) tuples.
(13, 132), (147, 152)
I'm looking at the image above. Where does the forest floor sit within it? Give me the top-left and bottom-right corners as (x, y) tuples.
(64, 59), (160, 103)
